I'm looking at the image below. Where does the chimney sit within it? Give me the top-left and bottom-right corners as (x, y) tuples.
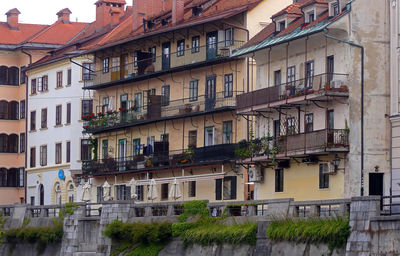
(95, 0), (126, 30)
(110, 7), (122, 26)
(6, 8), (20, 30)
(56, 8), (72, 23)
(172, 0), (184, 25)
(132, 0), (146, 32)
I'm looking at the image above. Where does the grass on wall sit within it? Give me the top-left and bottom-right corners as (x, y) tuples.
(266, 217), (351, 252)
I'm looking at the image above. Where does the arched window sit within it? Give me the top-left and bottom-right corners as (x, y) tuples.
(7, 168), (18, 187)
(0, 101), (8, 119)
(0, 168), (6, 187)
(0, 66), (7, 85)
(0, 134), (7, 153)
(55, 182), (62, 205)
(7, 67), (19, 86)
(8, 101), (19, 120)
(67, 181), (75, 202)
(8, 134), (18, 153)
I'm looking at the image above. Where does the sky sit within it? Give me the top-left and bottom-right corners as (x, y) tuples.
(0, 0), (116, 25)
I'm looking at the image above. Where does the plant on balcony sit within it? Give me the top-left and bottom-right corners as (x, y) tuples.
(324, 82), (331, 91)
(102, 156), (117, 172)
(235, 140), (251, 160)
(82, 113), (95, 121)
(130, 104), (138, 112)
(145, 159), (152, 167)
(180, 146), (195, 164)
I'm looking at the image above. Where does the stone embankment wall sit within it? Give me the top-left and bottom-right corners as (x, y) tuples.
(0, 196), (399, 255)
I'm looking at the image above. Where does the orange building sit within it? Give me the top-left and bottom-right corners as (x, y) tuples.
(0, 8), (89, 204)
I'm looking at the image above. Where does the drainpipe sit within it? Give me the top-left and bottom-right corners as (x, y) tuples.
(21, 48), (32, 204)
(323, 28), (365, 196)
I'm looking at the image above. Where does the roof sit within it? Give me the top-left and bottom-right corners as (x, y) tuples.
(301, 0), (329, 9)
(271, 3), (302, 19)
(0, 22), (48, 45)
(233, 3), (349, 57)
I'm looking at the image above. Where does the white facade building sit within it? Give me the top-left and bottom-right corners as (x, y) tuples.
(26, 57), (93, 205)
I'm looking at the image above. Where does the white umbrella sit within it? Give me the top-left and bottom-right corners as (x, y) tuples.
(147, 179), (158, 201)
(102, 181), (111, 201)
(81, 182), (91, 202)
(169, 178), (182, 200)
(129, 177), (138, 200)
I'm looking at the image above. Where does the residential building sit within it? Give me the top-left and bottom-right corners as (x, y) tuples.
(79, 0), (291, 203)
(25, 2), (132, 205)
(234, 0), (390, 201)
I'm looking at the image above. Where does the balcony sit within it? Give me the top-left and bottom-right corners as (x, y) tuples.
(84, 40), (245, 89)
(236, 73), (349, 114)
(83, 92), (238, 134)
(82, 144), (237, 176)
(237, 129), (349, 163)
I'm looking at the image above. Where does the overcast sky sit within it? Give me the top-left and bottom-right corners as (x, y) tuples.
(0, 0), (125, 24)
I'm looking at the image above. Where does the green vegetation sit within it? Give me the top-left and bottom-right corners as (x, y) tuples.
(173, 200), (257, 246)
(266, 217), (351, 253)
(126, 243), (167, 256)
(59, 203), (79, 219)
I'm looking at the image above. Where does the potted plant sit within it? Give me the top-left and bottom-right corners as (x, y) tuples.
(340, 85), (348, 91)
(324, 82), (331, 91)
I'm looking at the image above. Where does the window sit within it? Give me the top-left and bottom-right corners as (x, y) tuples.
(150, 46), (156, 62)
(31, 79), (36, 94)
(133, 138), (140, 156)
(275, 169), (284, 192)
(188, 181), (196, 197)
(287, 66), (296, 86)
(116, 185), (131, 200)
(30, 111), (36, 131)
(216, 176), (237, 200)
(308, 11), (315, 23)
(225, 28), (234, 46)
(327, 55), (334, 82)
(55, 143), (62, 164)
(305, 60), (314, 88)
(102, 58), (109, 73)
(66, 103), (71, 124)
(30, 147), (36, 168)
(42, 75), (48, 91)
(133, 51), (138, 67)
(136, 185), (144, 201)
(319, 164), (330, 189)
(305, 113), (313, 133)
(161, 85), (170, 106)
(102, 97), (109, 113)
(191, 36), (200, 53)
(83, 63), (94, 80)
(223, 121), (233, 144)
(20, 100), (25, 119)
(189, 80), (198, 101)
(67, 182), (74, 202)
(188, 130), (197, 148)
(0, 101), (7, 119)
(20, 66), (26, 85)
(19, 168), (24, 187)
(224, 74), (233, 97)
(20, 133), (25, 153)
(37, 77), (42, 92)
(204, 126), (214, 146)
(41, 108), (47, 129)
(56, 71), (63, 88)
(161, 183), (169, 200)
(0, 134), (18, 153)
(66, 141), (70, 163)
(279, 21), (286, 31)
(67, 69), (72, 85)
(102, 139), (108, 158)
(56, 105), (62, 126)
(97, 186), (104, 203)
(330, 1), (339, 16)
(287, 117), (297, 135)
(81, 100), (93, 117)
(0, 168), (22, 187)
(274, 70), (281, 86)
(40, 145), (47, 166)
(81, 139), (91, 161)
(0, 66), (19, 86)
(134, 93), (142, 110)
(8, 101), (18, 120)
(177, 39), (185, 57)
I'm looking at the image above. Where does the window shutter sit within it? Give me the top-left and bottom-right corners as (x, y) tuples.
(215, 178), (222, 200)
(231, 176), (237, 200)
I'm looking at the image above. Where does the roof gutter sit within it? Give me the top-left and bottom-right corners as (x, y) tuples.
(322, 28), (365, 197)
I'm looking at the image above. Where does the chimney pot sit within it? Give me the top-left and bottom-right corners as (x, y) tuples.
(56, 8), (72, 23)
(132, 0), (147, 32)
(5, 8), (20, 30)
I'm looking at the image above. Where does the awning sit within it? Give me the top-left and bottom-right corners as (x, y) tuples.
(134, 172), (225, 186)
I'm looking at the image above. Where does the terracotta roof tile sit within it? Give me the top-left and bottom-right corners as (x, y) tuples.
(0, 22), (47, 45)
(242, 23), (275, 48)
(271, 3), (302, 19)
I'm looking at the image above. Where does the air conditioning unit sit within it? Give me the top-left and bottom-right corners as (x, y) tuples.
(249, 166), (264, 182)
(321, 162), (336, 174)
(331, 80), (344, 88)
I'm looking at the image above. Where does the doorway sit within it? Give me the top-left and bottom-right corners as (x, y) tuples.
(206, 31), (218, 60)
(162, 42), (171, 70)
(205, 75), (216, 111)
(39, 184), (44, 205)
(118, 139), (126, 171)
(369, 173), (384, 197)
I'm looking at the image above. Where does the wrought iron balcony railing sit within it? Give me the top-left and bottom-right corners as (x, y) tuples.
(84, 40), (245, 88)
(82, 144), (237, 176)
(83, 92), (239, 134)
(237, 73), (349, 111)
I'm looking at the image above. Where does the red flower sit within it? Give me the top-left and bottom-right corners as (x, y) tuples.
(119, 107), (125, 111)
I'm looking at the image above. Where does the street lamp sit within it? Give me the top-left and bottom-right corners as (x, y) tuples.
(332, 155), (341, 171)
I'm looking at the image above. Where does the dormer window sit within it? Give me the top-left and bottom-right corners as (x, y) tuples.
(329, 1), (340, 17)
(279, 21), (286, 31)
(307, 11), (315, 23)
(147, 20), (155, 30)
(161, 19), (168, 26)
(193, 6), (202, 16)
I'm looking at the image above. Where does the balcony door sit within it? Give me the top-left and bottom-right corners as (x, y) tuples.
(121, 54), (129, 79)
(120, 94), (128, 122)
(305, 60), (314, 88)
(205, 75), (216, 111)
(111, 57), (120, 81)
(118, 139), (126, 171)
(206, 31), (218, 60)
(39, 184), (44, 205)
(204, 126), (215, 147)
(327, 110), (334, 144)
(162, 42), (171, 70)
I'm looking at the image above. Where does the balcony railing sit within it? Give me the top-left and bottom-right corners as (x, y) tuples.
(82, 144), (237, 175)
(237, 73), (349, 111)
(237, 129), (349, 161)
(83, 92), (238, 133)
(84, 40), (245, 88)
